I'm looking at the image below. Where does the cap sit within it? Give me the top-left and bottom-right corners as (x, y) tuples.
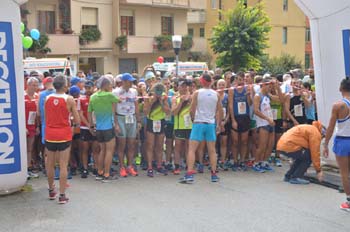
(85, 80), (94, 87)
(122, 73), (135, 82)
(70, 77), (85, 86)
(69, 85), (80, 96)
(43, 77), (53, 85)
(145, 71), (155, 81)
(139, 78), (145, 83)
(115, 74), (122, 83)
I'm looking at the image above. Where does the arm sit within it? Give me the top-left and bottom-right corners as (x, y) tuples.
(68, 97), (80, 126)
(246, 85), (253, 106)
(190, 91), (198, 120)
(301, 91), (311, 108)
(283, 94), (299, 125)
(309, 130), (322, 173)
(269, 82), (283, 102)
(171, 96), (183, 115)
(253, 95), (274, 126)
(324, 103), (339, 157)
(215, 93), (223, 128)
(228, 89), (237, 129)
(161, 95), (170, 115)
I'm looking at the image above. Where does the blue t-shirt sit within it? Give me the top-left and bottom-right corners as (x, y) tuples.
(39, 88), (55, 143)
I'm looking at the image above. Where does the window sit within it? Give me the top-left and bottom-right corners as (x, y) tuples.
(305, 28), (311, 42)
(120, 10), (135, 36)
(282, 27), (288, 44)
(283, 0), (288, 11)
(81, 7), (98, 29)
(188, 28), (194, 37)
(200, 28), (205, 38)
(305, 53), (310, 69)
(37, 11), (55, 34)
(161, 16), (173, 35)
(211, 0), (217, 9)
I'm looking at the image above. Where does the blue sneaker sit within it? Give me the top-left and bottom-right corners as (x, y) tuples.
(141, 161), (148, 171)
(54, 166), (60, 180)
(239, 162), (247, 171)
(223, 161), (232, 171)
(289, 178), (310, 185)
(179, 173), (194, 184)
(165, 163), (173, 171)
(261, 163), (274, 172)
(156, 167), (168, 176)
(147, 169), (154, 178)
(252, 164), (265, 173)
(211, 173), (220, 182)
(197, 163), (204, 173)
(275, 158), (283, 167)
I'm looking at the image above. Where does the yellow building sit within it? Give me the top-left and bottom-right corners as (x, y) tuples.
(22, 0), (204, 74)
(195, 0), (307, 68)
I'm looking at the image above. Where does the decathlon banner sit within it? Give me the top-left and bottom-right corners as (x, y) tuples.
(0, 0), (28, 194)
(294, 0), (350, 166)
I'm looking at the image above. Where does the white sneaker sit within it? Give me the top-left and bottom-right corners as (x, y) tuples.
(27, 171), (39, 179)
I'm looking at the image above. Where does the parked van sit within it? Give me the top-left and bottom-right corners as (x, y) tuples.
(153, 62), (208, 77)
(23, 57), (73, 76)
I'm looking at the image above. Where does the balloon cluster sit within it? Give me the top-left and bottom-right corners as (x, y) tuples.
(20, 22), (41, 49)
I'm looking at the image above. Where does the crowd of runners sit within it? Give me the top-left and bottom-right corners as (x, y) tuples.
(23, 66), (350, 211)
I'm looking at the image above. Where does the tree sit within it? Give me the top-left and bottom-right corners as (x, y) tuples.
(210, 1), (271, 71)
(259, 53), (303, 75)
(28, 33), (51, 55)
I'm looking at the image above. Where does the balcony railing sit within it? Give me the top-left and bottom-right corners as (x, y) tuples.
(120, 0), (190, 8)
(187, 11), (206, 24)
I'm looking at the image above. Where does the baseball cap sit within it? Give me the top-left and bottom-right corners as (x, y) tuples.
(145, 71), (155, 81)
(85, 80), (94, 87)
(122, 73), (136, 82)
(43, 77), (53, 85)
(69, 85), (80, 96)
(70, 77), (85, 86)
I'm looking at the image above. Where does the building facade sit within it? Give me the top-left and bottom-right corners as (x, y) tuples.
(22, 0), (205, 75)
(200, 0), (308, 68)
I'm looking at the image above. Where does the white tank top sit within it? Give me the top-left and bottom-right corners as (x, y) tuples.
(194, 88), (218, 124)
(335, 98), (350, 137)
(256, 94), (273, 128)
(113, 87), (137, 115)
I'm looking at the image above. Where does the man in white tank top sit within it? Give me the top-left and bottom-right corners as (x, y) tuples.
(324, 77), (350, 212)
(179, 74), (223, 183)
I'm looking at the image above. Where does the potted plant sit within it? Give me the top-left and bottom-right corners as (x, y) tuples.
(115, 35), (127, 51)
(61, 22), (73, 34)
(79, 27), (101, 45)
(154, 35), (172, 51)
(181, 35), (193, 51)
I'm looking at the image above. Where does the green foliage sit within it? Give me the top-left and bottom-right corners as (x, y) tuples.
(79, 27), (101, 44)
(28, 33), (51, 54)
(115, 35), (127, 49)
(259, 53), (302, 75)
(210, 1), (271, 71)
(154, 35), (193, 51)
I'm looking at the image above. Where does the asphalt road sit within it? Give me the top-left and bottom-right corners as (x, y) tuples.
(1, 165), (349, 232)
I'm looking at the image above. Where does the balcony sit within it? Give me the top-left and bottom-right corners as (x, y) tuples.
(191, 37), (207, 52)
(189, 0), (207, 10)
(120, 0), (190, 8)
(187, 11), (206, 24)
(117, 36), (154, 54)
(47, 34), (80, 55)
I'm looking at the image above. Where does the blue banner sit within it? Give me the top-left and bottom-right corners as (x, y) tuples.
(342, 29), (350, 77)
(0, 22), (21, 174)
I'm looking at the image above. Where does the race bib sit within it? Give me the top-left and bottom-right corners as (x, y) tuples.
(153, 120), (161, 133)
(125, 115), (135, 124)
(184, 114), (191, 128)
(238, 102), (247, 115)
(272, 109), (278, 120)
(294, 104), (303, 117)
(28, 111), (36, 125)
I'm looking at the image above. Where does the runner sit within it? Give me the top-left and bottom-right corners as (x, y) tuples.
(143, 82), (170, 177)
(78, 80), (100, 178)
(113, 73), (140, 177)
(229, 72), (252, 171)
(88, 76), (120, 183)
(45, 74), (80, 204)
(69, 86), (81, 176)
(172, 78), (192, 175)
(324, 77), (350, 211)
(180, 74), (222, 183)
(25, 77), (40, 178)
(253, 78), (283, 173)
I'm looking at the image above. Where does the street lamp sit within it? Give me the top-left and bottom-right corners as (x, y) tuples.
(172, 35), (182, 77)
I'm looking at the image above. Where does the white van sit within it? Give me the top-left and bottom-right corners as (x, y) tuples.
(153, 62), (208, 77)
(23, 58), (73, 76)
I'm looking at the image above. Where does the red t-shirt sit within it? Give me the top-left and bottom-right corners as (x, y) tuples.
(24, 92), (39, 135)
(78, 95), (90, 129)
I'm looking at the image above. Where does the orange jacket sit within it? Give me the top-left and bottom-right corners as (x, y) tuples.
(277, 123), (322, 172)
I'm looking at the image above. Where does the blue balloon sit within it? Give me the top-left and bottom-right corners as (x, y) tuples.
(30, 29), (40, 41)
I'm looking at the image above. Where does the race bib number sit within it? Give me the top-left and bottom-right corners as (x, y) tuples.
(125, 115), (135, 124)
(272, 109), (278, 120)
(294, 104), (303, 117)
(184, 114), (191, 128)
(28, 111), (36, 125)
(153, 120), (161, 133)
(238, 102), (247, 115)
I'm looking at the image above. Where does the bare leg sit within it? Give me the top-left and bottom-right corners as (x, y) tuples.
(80, 140), (89, 170)
(58, 146), (71, 194)
(46, 149), (56, 190)
(146, 131), (155, 169)
(92, 141), (100, 170)
(207, 141), (217, 172)
(155, 133), (165, 167)
(165, 137), (173, 163)
(127, 138), (137, 166)
(98, 143), (106, 175)
(104, 138), (116, 176)
(231, 130), (239, 163)
(255, 128), (269, 163)
(187, 140), (200, 172)
(118, 137), (126, 168)
(263, 132), (275, 161)
(220, 135), (228, 163)
(26, 136), (35, 169)
(240, 131), (249, 162)
(336, 156), (350, 196)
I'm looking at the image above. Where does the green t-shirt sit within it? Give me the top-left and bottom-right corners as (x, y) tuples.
(88, 91), (119, 130)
